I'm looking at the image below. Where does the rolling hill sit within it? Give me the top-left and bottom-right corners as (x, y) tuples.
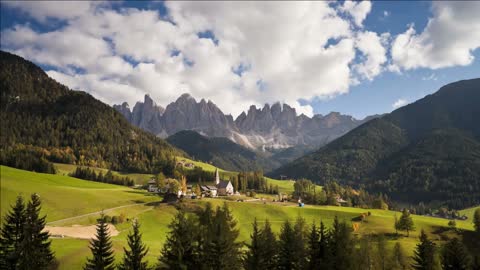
(0, 51), (183, 174)
(271, 79), (480, 208)
(1, 165), (477, 269)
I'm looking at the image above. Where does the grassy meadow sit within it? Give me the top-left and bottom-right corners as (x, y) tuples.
(1, 165), (478, 269)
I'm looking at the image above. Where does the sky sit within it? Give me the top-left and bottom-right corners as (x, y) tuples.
(1, 1), (479, 119)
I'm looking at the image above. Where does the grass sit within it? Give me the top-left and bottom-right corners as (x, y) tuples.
(0, 166), (160, 222)
(1, 165), (477, 269)
(54, 163), (154, 185)
(460, 205), (480, 220)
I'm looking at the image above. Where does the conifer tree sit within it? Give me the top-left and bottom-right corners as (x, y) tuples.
(377, 234), (388, 270)
(307, 222), (320, 270)
(356, 236), (374, 270)
(277, 220), (295, 270)
(329, 216), (354, 270)
(0, 195), (26, 270)
(84, 214), (115, 270)
(259, 219), (278, 270)
(441, 238), (471, 270)
(118, 220), (150, 270)
(244, 218), (261, 270)
(397, 209), (415, 236)
(17, 193), (54, 270)
(292, 216), (308, 269)
(159, 210), (198, 270)
(474, 208), (480, 236)
(412, 230), (436, 270)
(390, 242), (408, 270)
(203, 203), (242, 270)
(317, 221), (330, 269)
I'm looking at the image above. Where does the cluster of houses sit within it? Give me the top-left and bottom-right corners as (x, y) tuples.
(147, 168), (235, 198)
(176, 159), (195, 169)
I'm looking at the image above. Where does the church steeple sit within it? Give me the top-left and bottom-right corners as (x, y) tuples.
(215, 168), (220, 185)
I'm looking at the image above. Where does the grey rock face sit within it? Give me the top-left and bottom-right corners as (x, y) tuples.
(114, 93), (376, 150)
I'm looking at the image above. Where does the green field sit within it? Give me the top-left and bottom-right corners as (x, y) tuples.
(54, 163), (154, 186)
(1, 165), (477, 269)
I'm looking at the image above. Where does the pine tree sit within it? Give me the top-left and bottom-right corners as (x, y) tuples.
(441, 238), (471, 270)
(259, 219), (278, 270)
(412, 230), (436, 270)
(244, 218), (261, 270)
(292, 216), (308, 269)
(474, 208), (480, 235)
(390, 242), (408, 270)
(159, 210), (198, 270)
(307, 222), (320, 270)
(317, 221), (330, 269)
(330, 216), (354, 270)
(84, 214), (115, 270)
(277, 220), (295, 270)
(118, 220), (150, 270)
(17, 193), (54, 270)
(356, 236), (374, 270)
(377, 234), (388, 270)
(397, 209), (415, 236)
(202, 203), (242, 270)
(0, 195), (26, 270)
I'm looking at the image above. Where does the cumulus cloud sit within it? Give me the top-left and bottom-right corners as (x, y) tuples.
(354, 31), (388, 80)
(391, 1), (480, 70)
(1, 1), (387, 117)
(392, 98), (408, 109)
(340, 1), (372, 28)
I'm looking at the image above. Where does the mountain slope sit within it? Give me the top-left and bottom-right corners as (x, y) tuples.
(166, 130), (279, 172)
(114, 95), (376, 151)
(271, 79), (480, 207)
(0, 51), (182, 174)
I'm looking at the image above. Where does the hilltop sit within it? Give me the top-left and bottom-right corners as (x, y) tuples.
(271, 79), (480, 208)
(0, 50), (183, 174)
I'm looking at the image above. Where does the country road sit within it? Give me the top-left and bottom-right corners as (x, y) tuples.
(47, 200), (162, 225)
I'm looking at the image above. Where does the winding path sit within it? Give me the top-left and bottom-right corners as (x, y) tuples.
(46, 201), (162, 225)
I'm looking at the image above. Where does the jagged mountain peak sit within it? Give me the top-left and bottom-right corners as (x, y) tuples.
(115, 93), (376, 150)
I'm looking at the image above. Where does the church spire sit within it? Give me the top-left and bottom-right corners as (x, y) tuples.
(215, 168), (220, 185)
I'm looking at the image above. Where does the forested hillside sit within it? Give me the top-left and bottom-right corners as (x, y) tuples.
(0, 51), (182, 174)
(167, 130), (279, 172)
(271, 79), (480, 208)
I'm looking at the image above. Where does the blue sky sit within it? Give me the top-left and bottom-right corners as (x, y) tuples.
(1, 1), (479, 119)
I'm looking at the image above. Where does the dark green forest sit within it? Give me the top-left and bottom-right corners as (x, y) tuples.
(167, 130), (279, 172)
(271, 79), (480, 208)
(0, 51), (183, 175)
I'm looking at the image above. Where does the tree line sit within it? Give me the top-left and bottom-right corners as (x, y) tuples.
(69, 167), (135, 187)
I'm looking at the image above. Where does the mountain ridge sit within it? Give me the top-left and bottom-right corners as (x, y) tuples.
(270, 78), (480, 208)
(114, 93), (377, 151)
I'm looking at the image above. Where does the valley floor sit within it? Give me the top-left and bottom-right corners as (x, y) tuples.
(1, 165), (478, 269)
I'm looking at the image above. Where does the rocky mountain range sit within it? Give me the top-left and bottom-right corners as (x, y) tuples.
(114, 94), (377, 151)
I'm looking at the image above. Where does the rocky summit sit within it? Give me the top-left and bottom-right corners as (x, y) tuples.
(114, 94), (376, 151)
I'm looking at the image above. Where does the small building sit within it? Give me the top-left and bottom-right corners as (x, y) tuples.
(200, 185), (218, 197)
(214, 168), (234, 196)
(147, 179), (159, 193)
(217, 181), (234, 196)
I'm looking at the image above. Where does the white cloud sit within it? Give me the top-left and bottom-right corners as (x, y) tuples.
(354, 31), (388, 80)
(1, 1), (388, 118)
(392, 98), (408, 109)
(422, 73), (438, 81)
(391, 2), (480, 70)
(340, 1), (372, 28)
(383, 11), (390, 18)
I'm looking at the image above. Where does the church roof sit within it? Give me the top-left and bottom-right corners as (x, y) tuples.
(217, 180), (231, 189)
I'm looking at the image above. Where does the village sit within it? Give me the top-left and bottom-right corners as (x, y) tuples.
(147, 168), (236, 199)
